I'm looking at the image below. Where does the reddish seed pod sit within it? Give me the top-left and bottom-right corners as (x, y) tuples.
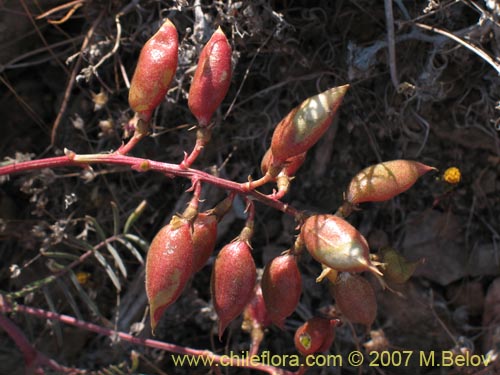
(191, 212), (218, 273)
(145, 216), (194, 332)
(211, 240), (256, 339)
(243, 284), (272, 331)
(242, 284), (272, 353)
(129, 19), (179, 121)
(346, 160), (436, 205)
(331, 273), (377, 326)
(294, 317), (337, 356)
(301, 214), (381, 276)
(261, 253), (302, 328)
(270, 85), (349, 165)
(188, 27), (232, 126)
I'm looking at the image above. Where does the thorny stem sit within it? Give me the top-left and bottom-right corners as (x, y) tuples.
(241, 172), (275, 192)
(0, 302), (295, 375)
(183, 177), (202, 221)
(0, 153), (301, 219)
(116, 133), (145, 155)
(239, 199), (255, 243)
(180, 127), (212, 169)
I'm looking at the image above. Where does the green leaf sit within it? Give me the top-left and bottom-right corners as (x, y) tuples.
(111, 201), (120, 236)
(56, 278), (83, 320)
(86, 215), (108, 240)
(106, 242), (127, 278)
(41, 251), (80, 261)
(123, 200), (147, 234)
(123, 234), (149, 253)
(42, 286), (63, 344)
(380, 247), (423, 284)
(87, 215), (127, 279)
(115, 237), (144, 265)
(92, 249), (122, 292)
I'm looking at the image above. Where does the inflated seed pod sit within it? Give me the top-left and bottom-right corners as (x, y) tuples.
(294, 317), (337, 356)
(261, 253), (302, 328)
(145, 215), (194, 332)
(270, 85), (348, 164)
(211, 240), (256, 339)
(191, 212), (218, 273)
(346, 160), (435, 205)
(188, 27), (232, 126)
(243, 284), (272, 330)
(330, 272), (377, 326)
(301, 214), (382, 276)
(128, 19), (179, 122)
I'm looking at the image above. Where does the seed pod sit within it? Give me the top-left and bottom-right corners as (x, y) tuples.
(261, 253), (302, 328)
(346, 160), (435, 205)
(192, 212), (218, 273)
(294, 317), (337, 356)
(301, 214), (381, 276)
(129, 19), (179, 121)
(243, 284), (272, 330)
(145, 216), (194, 332)
(211, 240), (256, 339)
(331, 273), (377, 326)
(242, 283), (271, 354)
(188, 27), (232, 126)
(270, 85), (348, 164)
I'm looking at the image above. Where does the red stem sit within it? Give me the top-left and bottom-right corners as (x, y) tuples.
(0, 154), (301, 219)
(180, 136), (207, 169)
(116, 133), (144, 155)
(1, 303), (295, 375)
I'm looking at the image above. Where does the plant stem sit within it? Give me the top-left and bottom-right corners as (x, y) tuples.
(0, 313), (84, 373)
(180, 127), (211, 169)
(1, 302), (295, 375)
(0, 153), (301, 219)
(116, 133), (144, 155)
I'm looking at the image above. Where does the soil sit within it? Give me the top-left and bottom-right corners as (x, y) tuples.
(1, 1), (500, 374)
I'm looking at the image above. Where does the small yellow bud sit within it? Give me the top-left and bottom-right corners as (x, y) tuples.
(76, 272), (91, 285)
(443, 167), (461, 185)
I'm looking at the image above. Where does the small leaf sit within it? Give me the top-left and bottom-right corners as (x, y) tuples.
(111, 201), (120, 236)
(86, 215), (108, 241)
(105, 242), (127, 278)
(123, 234), (149, 253)
(56, 278), (83, 320)
(380, 247), (422, 284)
(43, 286), (63, 344)
(41, 251), (80, 261)
(87, 215), (127, 279)
(123, 200), (147, 234)
(92, 249), (122, 291)
(115, 237), (144, 265)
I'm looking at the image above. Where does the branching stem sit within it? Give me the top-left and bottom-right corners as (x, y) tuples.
(0, 153), (301, 219)
(0, 302), (295, 375)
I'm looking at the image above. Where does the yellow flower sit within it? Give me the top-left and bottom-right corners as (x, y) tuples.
(76, 272), (91, 285)
(443, 167), (461, 184)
